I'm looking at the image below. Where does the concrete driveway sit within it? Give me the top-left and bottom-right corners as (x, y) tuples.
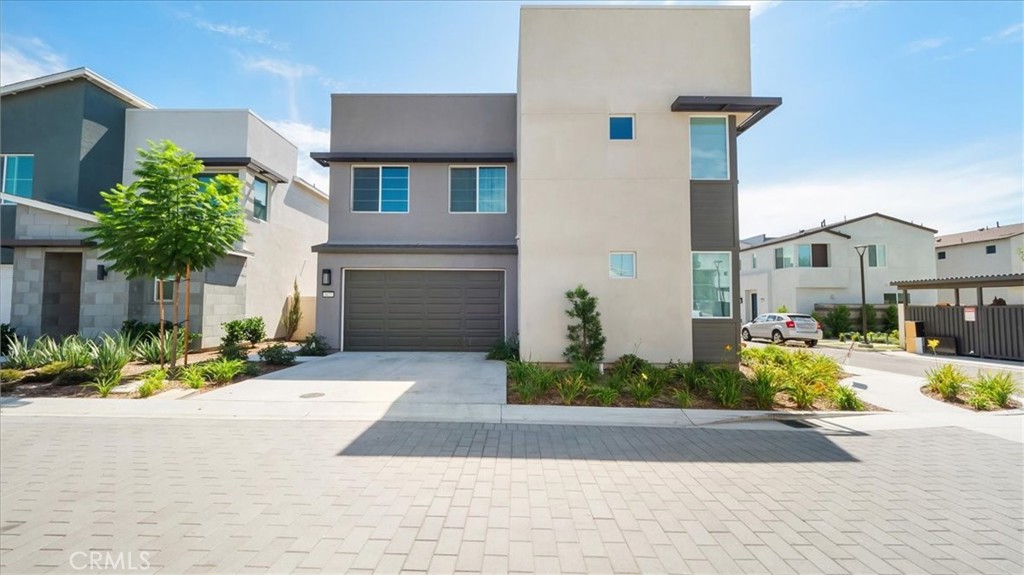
(197, 352), (506, 420)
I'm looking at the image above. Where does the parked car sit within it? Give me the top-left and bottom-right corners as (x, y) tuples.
(741, 313), (822, 347)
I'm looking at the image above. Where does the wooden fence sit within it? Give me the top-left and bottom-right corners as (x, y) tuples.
(905, 305), (1023, 361)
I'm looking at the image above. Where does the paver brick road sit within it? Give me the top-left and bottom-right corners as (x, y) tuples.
(1, 417), (1021, 574)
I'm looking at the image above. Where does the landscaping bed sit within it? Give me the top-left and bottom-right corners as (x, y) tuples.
(922, 363), (1021, 411)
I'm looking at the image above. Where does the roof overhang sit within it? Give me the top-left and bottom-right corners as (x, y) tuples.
(1, 67), (154, 109)
(197, 157), (288, 184)
(312, 243), (518, 255)
(891, 273), (1024, 291)
(670, 96), (782, 134)
(311, 152), (516, 167)
(1, 238), (93, 248)
(0, 193), (98, 223)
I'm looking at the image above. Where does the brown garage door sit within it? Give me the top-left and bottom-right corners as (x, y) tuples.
(344, 270), (504, 351)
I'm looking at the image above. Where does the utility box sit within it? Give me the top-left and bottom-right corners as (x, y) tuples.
(904, 321), (924, 353)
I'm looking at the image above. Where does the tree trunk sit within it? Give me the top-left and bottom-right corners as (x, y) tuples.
(157, 279), (166, 369)
(183, 265), (191, 366)
(170, 274), (180, 370)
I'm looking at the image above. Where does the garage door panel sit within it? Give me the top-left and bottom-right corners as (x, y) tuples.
(344, 270), (504, 351)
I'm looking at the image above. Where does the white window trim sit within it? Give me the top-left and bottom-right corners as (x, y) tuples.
(447, 165), (508, 214)
(1, 154), (34, 196)
(608, 251), (637, 279)
(868, 244), (887, 268)
(153, 277), (175, 303)
(692, 251), (733, 320)
(609, 114), (635, 141)
(350, 165), (411, 214)
(688, 114), (730, 181)
(252, 175), (270, 223)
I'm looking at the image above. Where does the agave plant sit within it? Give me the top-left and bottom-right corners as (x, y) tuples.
(91, 333), (133, 379)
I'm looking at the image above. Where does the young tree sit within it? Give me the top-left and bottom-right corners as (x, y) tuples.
(85, 140), (245, 368)
(284, 278), (303, 340)
(563, 285), (606, 363)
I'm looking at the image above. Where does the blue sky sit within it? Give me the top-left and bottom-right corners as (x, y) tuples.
(2, 0), (1021, 236)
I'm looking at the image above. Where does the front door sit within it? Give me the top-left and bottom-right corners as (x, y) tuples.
(750, 292), (758, 321)
(42, 252), (82, 337)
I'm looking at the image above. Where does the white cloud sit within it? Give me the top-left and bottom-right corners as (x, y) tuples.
(266, 120), (331, 193)
(242, 56), (319, 121)
(831, 0), (870, 9)
(985, 22), (1023, 43)
(179, 11), (288, 51)
(905, 37), (947, 53)
(739, 142), (1023, 238)
(719, 0), (782, 19)
(0, 36), (67, 86)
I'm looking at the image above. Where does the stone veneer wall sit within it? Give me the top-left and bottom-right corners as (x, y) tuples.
(200, 255), (248, 347)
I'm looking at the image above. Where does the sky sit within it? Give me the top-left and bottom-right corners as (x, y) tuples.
(1, 0), (1021, 237)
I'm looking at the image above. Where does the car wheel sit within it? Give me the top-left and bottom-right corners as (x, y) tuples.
(805, 340), (817, 348)
(741, 328), (751, 341)
(771, 330), (784, 344)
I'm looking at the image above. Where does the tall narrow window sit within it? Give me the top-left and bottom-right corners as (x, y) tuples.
(811, 243), (830, 267)
(692, 252), (731, 318)
(774, 246), (794, 269)
(1, 155), (34, 198)
(352, 166), (409, 213)
(797, 244), (812, 267)
(449, 166), (506, 213)
(253, 177), (268, 221)
(752, 253), (757, 269)
(868, 244), (886, 267)
(690, 117), (729, 180)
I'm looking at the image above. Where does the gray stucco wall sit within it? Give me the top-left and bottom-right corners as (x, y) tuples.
(691, 117), (741, 364)
(200, 255), (248, 347)
(1, 81), (129, 211)
(315, 252), (519, 350)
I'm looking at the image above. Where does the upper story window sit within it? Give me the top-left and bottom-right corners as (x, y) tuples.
(867, 244), (886, 267)
(253, 177), (269, 221)
(353, 166), (409, 213)
(609, 252), (636, 279)
(774, 246), (794, 269)
(796, 243), (830, 268)
(751, 253), (757, 269)
(0, 154), (34, 198)
(609, 116), (634, 140)
(690, 117), (729, 180)
(450, 166), (506, 213)
(692, 252), (731, 318)
(937, 251), (946, 260)
(985, 245), (996, 254)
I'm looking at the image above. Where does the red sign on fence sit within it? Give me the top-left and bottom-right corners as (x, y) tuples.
(964, 306), (977, 322)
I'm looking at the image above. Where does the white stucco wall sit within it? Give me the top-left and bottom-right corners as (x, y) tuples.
(739, 216), (938, 318)
(517, 6), (752, 363)
(936, 234), (1024, 304)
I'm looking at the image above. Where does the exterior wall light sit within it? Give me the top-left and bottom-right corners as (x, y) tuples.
(321, 268), (332, 286)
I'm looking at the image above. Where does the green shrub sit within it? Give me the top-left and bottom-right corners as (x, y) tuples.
(57, 335), (94, 369)
(709, 368), (744, 408)
(589, 386), (619, 406)
(0, 369), (25, 383)
(823, 305), (852, 338)
(120, 319), (174, 341)
(862, 304), (877, 332)
(883, 305), (899, 332)
(788, 381), (819, 409)
(259, 343), (296, 366)
(4, 336), (41, 370)
(563, 285), (606, 363)
(221, 320), (247, 346)
(85, 372), (121, 398)
(606, 373), (627, 392)
(134, 331), (190, 364)
(832, 386), (865, 411)
(298, 333), (330, 356)
(284, 279), (303, 340)
(673, 387), (692, 408)
(810, 312), (829, 338)
(202, 358), (246, 384)
(218, 341), (249, 361)
(32, 336), (60, 365)
(241, 361), (262, 378)
(91, 334), (133, 379)
(240, 317), (266, 345)
(644, 367), (673, 393)
(510, 362), (556, 403)
(748, 366), (782, 410)
(486, 335), (520, 361)
(627, 374), (658, 406)
(53, 368), (96, 387)
(136, 369), (166, 398)
(555, 372), (587, 405)
(972, 371), (1019, 408)
(570, 360), (600, 383)
(966, 393), (991, 411)
(32, 361), (72, 380)
(926, 364), (968, 401)
(776, 305), (788, 313)
(0, 323), (15, 355)
(611, 354), (650, 379)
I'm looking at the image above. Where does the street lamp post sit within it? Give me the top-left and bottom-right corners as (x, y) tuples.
(854, 245), (868, 338)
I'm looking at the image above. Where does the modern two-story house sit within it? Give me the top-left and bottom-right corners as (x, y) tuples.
(0, 69), (327, 346)
(313, 5), (780, 364)
(739, 213), (938, 320)
(934, 222), (1024, 305)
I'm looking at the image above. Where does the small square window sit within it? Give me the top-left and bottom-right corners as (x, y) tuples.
(937, 251), (946, 260)
(985, 245), (996, 254)
(609, 252), (636, 279)
(609, 116), (634, 140)
(153, 277), (175, 302)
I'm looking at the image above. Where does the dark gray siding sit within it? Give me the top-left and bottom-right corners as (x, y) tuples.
(691, 116), (740, 364)
(78, 84), (131, 212)
(1, 205), (15, 264)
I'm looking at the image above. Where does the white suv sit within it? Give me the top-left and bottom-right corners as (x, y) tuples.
(741, 313), (823, 347)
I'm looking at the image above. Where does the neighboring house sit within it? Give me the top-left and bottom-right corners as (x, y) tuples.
(739, 213), (938, 321)
(934, 222), (1024, 305)
(0, 68), (328, 346)
(312, 5), (781, 364)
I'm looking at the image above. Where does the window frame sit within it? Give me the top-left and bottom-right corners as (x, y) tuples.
(774, 246), (794, 269)
(688, 115), (730, 181)
(350, 165), (411, 214)
(153, 277), (175, 303)
(609, 115), (635, 141)
(985, 245), (996, 255)
(867, 244), (887, 268)
(608, 252), (637, 280)
(447, 165), (508, 214)
(0, 154), (35, 198)
(252, 175), (269, 222)
(937, 251), (946, 260)
(751, 253), (757, 269)
(691, 251), (733, 319)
